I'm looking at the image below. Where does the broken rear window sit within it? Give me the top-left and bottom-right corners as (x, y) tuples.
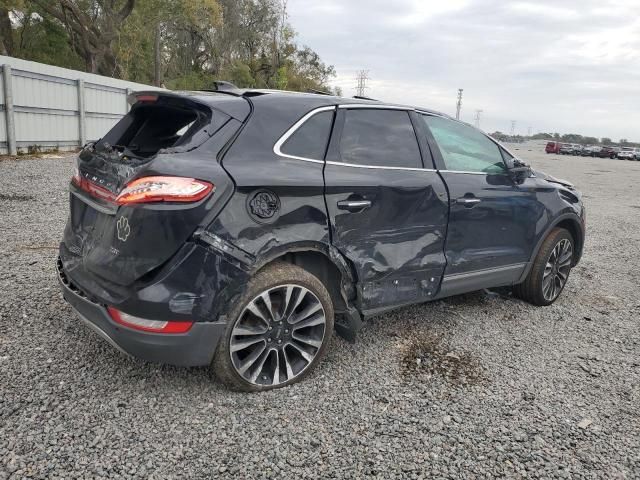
(97, 96), (214, 159)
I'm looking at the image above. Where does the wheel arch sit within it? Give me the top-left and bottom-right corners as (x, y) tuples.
(517, 213), (584, 284)
(251, 243), (357, 316)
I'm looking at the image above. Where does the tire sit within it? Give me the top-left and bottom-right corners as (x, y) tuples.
(212, 262), (334, 391)
(513, 228), (574, 306)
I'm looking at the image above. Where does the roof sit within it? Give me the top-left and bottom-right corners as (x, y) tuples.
(130, 88), (453, 122)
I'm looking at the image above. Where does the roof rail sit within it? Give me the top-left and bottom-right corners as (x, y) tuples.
(307, 88), (332, 96)
(353, 95), (379, 101)
(213, 81), (239, 91)
(196, 80), (243, 97)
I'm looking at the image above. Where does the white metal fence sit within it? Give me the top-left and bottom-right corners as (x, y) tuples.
(0, 56), (161, 155)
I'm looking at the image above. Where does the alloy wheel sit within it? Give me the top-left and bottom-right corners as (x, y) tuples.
(229, 284), (327, 387)
(542, 238), (573, 301)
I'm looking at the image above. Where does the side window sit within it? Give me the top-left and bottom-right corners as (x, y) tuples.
(339, 109), (422, 168)
(422, 115), (506, 173)
(500, 147), (515, 167)
(281, 110), (334, 160)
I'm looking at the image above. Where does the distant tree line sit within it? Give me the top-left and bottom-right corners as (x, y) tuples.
(0, 0), (339, 93)
(491, 131), (638, 147)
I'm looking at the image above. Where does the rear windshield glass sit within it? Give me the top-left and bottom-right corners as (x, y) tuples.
(98, 97), (213, 158)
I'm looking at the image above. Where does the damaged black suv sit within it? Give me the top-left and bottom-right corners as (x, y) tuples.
(58, 88), (585, 391)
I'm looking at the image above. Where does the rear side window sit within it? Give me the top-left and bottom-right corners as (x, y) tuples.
(422, 115), (506, 174)
(99, 98), (215, 158)
(281, 110), (334, 160)
(338, 109), (422, 168)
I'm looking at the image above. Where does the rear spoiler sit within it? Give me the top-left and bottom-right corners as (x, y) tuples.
(127, 90), (251, 122)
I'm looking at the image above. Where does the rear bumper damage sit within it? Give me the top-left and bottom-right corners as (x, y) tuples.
(57, 258), (225, 367)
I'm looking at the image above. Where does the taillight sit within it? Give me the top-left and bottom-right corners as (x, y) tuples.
(71, 169), (117, 202)
(115, 176), (213, 205)
(135, 94), (158, 103)
(107, 307), (193, 334)
(72, 167), (82, 185)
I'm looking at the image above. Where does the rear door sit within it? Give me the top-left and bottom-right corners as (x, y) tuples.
(420, 114), (545, 293)
(324, 106), (449, 313)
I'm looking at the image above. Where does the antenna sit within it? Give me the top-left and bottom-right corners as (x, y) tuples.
(455, 89), (463, 120)
(355, 70), (370, 97)
(474, 109), (483, 129)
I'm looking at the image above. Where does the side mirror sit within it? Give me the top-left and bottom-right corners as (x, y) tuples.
(508, 165), (531, 183)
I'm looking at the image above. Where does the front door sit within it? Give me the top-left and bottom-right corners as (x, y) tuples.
(420, 114), (545, 293)
(324, 107), (449, 314)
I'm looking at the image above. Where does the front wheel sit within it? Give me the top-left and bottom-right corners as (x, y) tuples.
(213, 262), (334, 391)
(514, 228), (574, 306)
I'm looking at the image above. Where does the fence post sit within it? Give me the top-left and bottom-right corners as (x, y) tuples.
(3, 64), (17, 155)
(77, 79), (86, 147)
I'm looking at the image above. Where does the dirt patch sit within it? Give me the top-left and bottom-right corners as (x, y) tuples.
(400, 332), (486, 386)
(0, 193), (34, 201)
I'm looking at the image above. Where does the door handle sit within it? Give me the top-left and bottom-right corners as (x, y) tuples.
(456, 197), (481, 207)
(337, 199), (372, 212)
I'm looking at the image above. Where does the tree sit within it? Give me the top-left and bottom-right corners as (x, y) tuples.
(601, 137), (612, 145)
(30, 0), (136, 76)
(531, 133), (552, 140)
(12, 0), (336, 93)
(0, 1), (18, 55)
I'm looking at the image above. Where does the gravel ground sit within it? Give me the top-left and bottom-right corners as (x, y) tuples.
(1, 146), (639, 479)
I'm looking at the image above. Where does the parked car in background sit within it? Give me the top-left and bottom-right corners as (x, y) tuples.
(560, 143), (582, 155)
(586, 145), (602, 157)
(599, 146), (618, 159)
(545, 141), (562, 154)
(579, 145), (594, 156)
(618, 148), (638, 160)
(559, 143), (576, 155)
(57, 89), (586, 390)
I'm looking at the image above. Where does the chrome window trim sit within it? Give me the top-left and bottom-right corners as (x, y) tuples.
(416, 110), (449, 119)
(273, 105), (336, 163)
(439, 169), (504, 175)
(325, 160), (436, 172)
(273, 103), (440, 171)
(338, 104), (412, 111)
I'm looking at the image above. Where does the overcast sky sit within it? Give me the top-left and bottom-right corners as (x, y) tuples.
(287, 0), (640, 140)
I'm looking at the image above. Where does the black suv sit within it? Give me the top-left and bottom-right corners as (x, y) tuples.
(58, 89), (586, 391)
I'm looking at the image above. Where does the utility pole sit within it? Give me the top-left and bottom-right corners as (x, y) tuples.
(474, 109), (483, 129)
(355, 70), (369, 97)
(527, 126), (532, 137)
(510, 120), (516, 136)
(455, 89), (463, 120)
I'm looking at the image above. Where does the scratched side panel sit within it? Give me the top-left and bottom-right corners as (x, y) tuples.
(206, 94), (335, 264)
(324, 165), (449, 311)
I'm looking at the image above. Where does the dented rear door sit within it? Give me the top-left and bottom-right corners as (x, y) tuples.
(324, 107), (449, 313)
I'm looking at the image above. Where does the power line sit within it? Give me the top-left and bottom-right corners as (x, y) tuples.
(474, 109), (483, 129)
(355, 70), (370, 97)
(455, 89), (463, 120)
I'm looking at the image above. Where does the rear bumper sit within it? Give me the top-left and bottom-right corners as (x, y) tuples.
(58, 260), (225, 367)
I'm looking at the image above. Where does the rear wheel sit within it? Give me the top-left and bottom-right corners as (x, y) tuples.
(514, 228), (574, 306)
(213, 262), (334, 391)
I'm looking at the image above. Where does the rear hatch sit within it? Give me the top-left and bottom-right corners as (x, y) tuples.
(61, 91), (249, 289)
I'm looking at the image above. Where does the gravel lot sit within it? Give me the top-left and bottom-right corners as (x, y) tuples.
(1, 146), (639, 479)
